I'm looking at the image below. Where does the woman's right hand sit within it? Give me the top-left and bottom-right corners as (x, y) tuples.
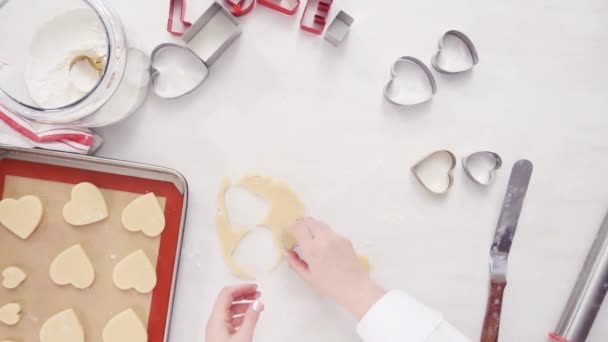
(285, 217), (386, 319)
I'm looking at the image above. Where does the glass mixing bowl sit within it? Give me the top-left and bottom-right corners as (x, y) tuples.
(0, 0), (150, 127)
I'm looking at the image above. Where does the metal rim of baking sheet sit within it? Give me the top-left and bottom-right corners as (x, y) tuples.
(411, 149), (456, 195)
(149, 43), (210, 99)
(383, 56), (438, 106)
(462, 151), (502, 186)
(324, 10), (354, 46)
(431, 30), (479, 74)
(0, 144), (188, 342)
(181, 1), (243, 67)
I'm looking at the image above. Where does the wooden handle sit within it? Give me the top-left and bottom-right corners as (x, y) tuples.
(480, 279), (507, 342)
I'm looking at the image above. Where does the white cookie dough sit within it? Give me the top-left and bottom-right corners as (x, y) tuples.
(63, 182), (108, 226)
(121, 193), (166, 237)
(113, 250), (157, 294)
(0, 303), (21, 326)
(102, 308), (147, 342)
(50, 244), (95, 289)
(0, 195), (43, 239)
(40, 308), (85, 342)
(2, 266), (27, 289)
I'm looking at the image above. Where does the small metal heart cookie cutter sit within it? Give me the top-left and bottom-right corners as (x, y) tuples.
(431, 30), (479, 74)
(462, 151), (502, 185)
(383, 56), (437, 106)
(411, 150), (457, 195)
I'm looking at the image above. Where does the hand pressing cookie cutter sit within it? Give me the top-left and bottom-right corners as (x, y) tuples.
(167, 0), (192, 36)
(258, 0), (301, 15)
(411, 150), (457, 195)
(324, 10), (354, 46)
(383, 56), (437, 106)
(225, 0), (255, 16)
(431, 30), (479, 73)
(300, 0), (333, 35)
(462, 151), (502, 186)
(181, 1), (242, 67)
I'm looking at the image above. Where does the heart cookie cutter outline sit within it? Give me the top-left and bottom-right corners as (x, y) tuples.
(324, 10), (354, 47)
(149, 43), (209, 99)
(411, 150), (457, 195)
(383, 56), (438, 106)
(462, 151), (502, 186)
(431, 30), (479, 74)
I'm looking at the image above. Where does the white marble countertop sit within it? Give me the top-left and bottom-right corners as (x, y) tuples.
(95, 0), (608, 341)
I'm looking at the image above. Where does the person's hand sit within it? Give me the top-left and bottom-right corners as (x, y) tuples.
(205, 284), (264, 342)
(285, 217), (386, 320)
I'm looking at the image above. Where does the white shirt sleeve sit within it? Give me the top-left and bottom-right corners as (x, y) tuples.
(357, 290), (470, 342)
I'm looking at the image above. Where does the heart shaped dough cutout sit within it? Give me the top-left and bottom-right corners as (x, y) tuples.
(63, 182), (108, 226)
(122, 193), (166, 237)
(50, 244), (95, 289)
(40, 308), (84, 342)
(383, 56), (437, 106)
(2, 266), (27, 289)
(103, 308), (147, 342)
(411, 150), (457, 194)
(0, 195), (43, 239)
(0, 303), (21, 326)
(113, 250), (157, 294)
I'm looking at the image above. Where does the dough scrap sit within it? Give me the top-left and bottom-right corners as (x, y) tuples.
(216, 175), (305, 279)
(0, 195), (43, 239)
(2, 266), (27, 289)
(63, 182), (108, 226)
(0, 303), (21, 326)
(121, 193), (166, 237)
(113, 250), (157, 294)
(102, 308), (147, 342)
(49, 244), (95, 289)
(40, 308), (84, 342)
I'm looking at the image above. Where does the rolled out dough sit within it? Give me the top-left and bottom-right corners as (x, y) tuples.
(217, 175), (371, 279)
(40, 308), (85, 342)
(121, 193), (166, 237)
(102, 308), (147, 342)
(216, 175), (306, 279)
(2, 266), (27, 289)
(49, 244), (96, 289)
(112, 249), (157, 294)
(0, 303), (21, 326)
(0, 195), (43, 239)
(63, 182), (108, 226)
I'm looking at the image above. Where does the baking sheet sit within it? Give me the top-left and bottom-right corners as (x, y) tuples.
(0, 153), (186, 342)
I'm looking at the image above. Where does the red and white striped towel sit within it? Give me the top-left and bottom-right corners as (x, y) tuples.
(0, 104), (102, 154)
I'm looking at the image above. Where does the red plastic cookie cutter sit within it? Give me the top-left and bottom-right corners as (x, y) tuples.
(300, 0), (333, 35)
(225, 0), (255, 17)
(167, 0), (192, 36)
(258, 0), (301, 15)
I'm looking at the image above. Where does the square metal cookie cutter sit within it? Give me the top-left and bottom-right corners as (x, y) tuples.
(324, 10), (354, 46)
(181, 1), (243, 67)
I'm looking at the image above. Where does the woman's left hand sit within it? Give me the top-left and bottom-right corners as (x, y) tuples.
(205, 284), (264, 342)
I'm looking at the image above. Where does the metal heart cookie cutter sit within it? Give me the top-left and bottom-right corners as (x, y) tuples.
(462, 151), (502, 186)
(324, 10), (354, 46)
(431, 30), (479, 74)
(151, 2), (242, 99)
(384, 56), (437, 106)
(411, 150), (457, 195)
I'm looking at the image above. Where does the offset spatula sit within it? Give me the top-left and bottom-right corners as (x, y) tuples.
(480, 160), (534, 342)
